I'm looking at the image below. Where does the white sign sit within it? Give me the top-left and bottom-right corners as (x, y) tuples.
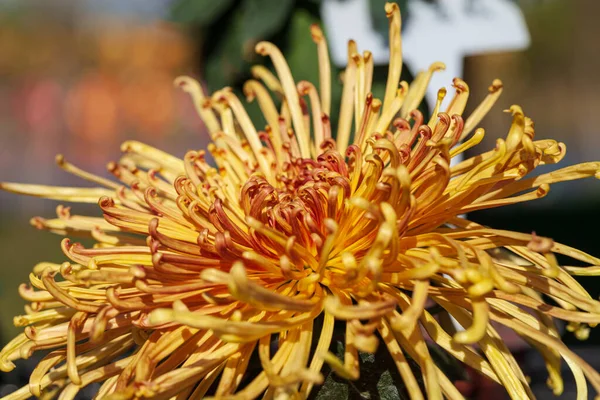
(322, 0), (530, 109)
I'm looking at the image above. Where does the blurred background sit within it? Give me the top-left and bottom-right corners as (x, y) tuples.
(0, 0), (599, 398)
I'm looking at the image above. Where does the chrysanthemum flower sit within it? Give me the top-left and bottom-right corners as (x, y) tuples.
(2, 3), (600, 399)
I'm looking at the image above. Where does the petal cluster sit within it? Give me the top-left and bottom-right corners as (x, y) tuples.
(2, 3), (600, 400)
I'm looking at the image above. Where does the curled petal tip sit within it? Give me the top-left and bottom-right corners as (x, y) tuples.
(429, 61), (446, 72)
(385, 2), (399, 16)
(490, 79), (503, 91)
(452, 78), (469, 92)
(254, 41), (270, 55)
(147, 309), (172, 326)
(173, 75), (199, 90)
(172, 300), (189, 313)
(310, 24), (324, 42)
(504, 104), (524, 115)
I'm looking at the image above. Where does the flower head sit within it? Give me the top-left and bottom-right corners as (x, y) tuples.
(2, 3), (600, 399)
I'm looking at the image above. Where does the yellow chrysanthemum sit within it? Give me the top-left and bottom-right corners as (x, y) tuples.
(2, 3), (600, 399)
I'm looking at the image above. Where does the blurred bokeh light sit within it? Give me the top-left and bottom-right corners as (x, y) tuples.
(0, 0), (205, 207)
(0, 0), (210, 344)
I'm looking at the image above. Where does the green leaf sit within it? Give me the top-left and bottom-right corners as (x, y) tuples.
(203, 8), (250, 92)
(377, 370), (402, 400)
(170, 0), (236, 25)
(241, 0), (295, 42)
(282, 8), (320, 84)
(314, 370), (350, 399)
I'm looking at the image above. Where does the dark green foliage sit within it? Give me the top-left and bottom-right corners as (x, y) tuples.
(168, 1), (408, 93)
(171, 0), (236, 25)
(241, 0), (295, 43)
